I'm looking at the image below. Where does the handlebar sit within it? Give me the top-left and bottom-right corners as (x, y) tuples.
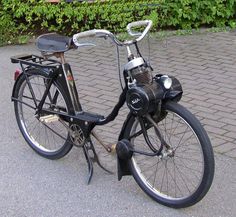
(72, 20), (153, 47)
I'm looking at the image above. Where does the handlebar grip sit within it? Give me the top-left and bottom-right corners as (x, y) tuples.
(127, 20), (150, 28)
(73, 30), (97, 46)
(126, 20), (153, 40)
(74, 30), (96, 39)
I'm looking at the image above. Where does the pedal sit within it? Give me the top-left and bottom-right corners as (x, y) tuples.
(39, 114), (59, 123)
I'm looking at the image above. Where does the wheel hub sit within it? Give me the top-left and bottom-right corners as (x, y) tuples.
(160, 147), (175, 160)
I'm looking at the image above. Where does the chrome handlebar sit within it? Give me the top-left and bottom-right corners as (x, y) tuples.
(73, 20), (153, 47)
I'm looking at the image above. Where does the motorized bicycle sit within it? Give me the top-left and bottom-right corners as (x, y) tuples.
(11, 20), (214, 208)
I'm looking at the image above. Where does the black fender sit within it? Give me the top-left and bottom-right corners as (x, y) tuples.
(117, 112), (135, 180)
(118, 112), (134, 141)
(11, 67), (56, 99)
(12, 72), (25, 99)
(11, 66), (80, 117)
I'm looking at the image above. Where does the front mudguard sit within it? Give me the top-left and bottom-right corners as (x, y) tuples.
(117, 113), (135, 180)
(117, 155), (132, 181)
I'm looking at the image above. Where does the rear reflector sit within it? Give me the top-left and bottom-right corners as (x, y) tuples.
(14, 69), (21, 80)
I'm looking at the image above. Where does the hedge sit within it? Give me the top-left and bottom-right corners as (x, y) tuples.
(0, 0), (236, 45)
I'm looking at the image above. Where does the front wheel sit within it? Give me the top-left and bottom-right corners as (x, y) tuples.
(124, 101), (215, 208)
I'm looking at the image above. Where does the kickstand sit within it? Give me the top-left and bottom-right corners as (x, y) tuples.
(83, 138), (113, 184)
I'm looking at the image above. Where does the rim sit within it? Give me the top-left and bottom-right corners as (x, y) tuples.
(130, 110), (204, 201)
(17, 75), (68, 152)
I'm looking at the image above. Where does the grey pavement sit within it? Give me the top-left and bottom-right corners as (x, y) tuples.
(0, 31), (236, 217)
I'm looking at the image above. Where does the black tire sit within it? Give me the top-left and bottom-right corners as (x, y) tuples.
(124, 101), (215, 208)
(13, 71), (73, 159)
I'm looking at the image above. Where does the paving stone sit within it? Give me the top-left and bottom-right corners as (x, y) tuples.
(214, 143), (236, 154)
(220, 118), (236, 127)
(223, 131), (236, 139)
(206, 98), (230, 107)
(224, 148), (236, 159)
(222, 124), (236, 133)
(195, 111), (221, 121)
(209, 136), (227, 147)
(203, 125), (228, 136)
(201, 119), (226, 128)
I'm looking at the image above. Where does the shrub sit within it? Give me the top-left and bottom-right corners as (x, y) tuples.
(0, 9), (17, 45)
(0, 0), (236, 45)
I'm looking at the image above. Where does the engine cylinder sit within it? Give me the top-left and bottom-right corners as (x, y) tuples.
(124, 57), (152, 84)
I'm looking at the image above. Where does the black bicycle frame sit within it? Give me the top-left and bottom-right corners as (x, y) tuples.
(23, 62), (128, 138)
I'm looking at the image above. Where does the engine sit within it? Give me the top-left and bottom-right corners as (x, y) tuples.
(124, 57), (164, 116)
(124, 57), (182, 116)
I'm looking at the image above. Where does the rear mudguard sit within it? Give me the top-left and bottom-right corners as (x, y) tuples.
(11, 67), (56, 99)
(11, 66), (80, 115)
(12, 72), (25, 99)
(117, 75), (183, 180)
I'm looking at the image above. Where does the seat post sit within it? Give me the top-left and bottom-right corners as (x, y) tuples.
(58, 52), (66, 64)
(41, 52), (66, 64)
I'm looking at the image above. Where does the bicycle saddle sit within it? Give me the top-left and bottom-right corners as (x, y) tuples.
(36, 33), (74, 53)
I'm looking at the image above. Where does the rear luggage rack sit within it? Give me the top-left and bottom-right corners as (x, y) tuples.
(11, 54), (61, 69)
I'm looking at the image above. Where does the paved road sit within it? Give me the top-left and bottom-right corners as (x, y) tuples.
(0, 32), (236, 217)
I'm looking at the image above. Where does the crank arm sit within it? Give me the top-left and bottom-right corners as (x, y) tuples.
(91, 131), (116, 153)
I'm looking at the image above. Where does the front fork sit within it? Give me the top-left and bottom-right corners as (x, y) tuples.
(138, 114), (169, 156)
(132, 114), (170, 156)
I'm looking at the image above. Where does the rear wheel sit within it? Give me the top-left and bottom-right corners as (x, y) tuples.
(13, 71), (73, 159)
(124, 101), (214, 208)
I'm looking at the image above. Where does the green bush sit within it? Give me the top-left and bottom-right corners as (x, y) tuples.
(0, 0), (236, 45)
(0, 9), (17, 45)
